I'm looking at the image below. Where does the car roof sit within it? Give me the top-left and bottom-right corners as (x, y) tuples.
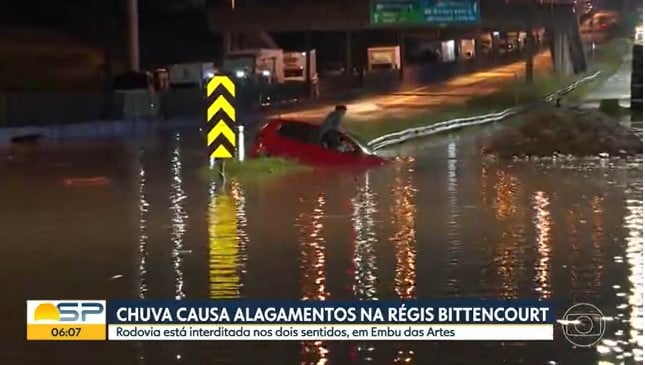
(265, 118), (319, 130)
(269, 118), (315, 125)
(267, 118), (360, 136)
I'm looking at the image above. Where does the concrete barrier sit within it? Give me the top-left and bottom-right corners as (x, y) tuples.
(0, 91), (103, 127)
(0, 120), (142, 144)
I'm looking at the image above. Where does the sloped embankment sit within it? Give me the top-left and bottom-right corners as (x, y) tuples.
(482, 105), (642, 158)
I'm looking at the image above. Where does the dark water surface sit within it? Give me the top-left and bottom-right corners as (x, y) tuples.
(0, 128), (642, 364)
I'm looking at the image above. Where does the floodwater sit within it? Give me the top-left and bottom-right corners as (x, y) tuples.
(0, 125), (642, 365)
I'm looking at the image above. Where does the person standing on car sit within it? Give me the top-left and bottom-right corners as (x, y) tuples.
(318, 105), (347, 149)
(318, 105), (347, 148)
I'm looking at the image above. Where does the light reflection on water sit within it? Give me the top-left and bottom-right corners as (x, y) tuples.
(493, 168), (524, 299)
(170, 134), (187, 300)
(567, 205), (583, 294)
(598, 181), (643, 363)
(1, 134), (642, 365)
(532, 191), (552, 299)
(169, 135), (188, 363)
(351, 171), (379, 301)
(624, 194), (643, 363)
(591, 195), (604, 292)
(534, 158), (642, 365)
(136, 147), (149, 364)
(390, 157), (416, 364)
(480, 161), (489, 208)
(231, 180), (250, 295)
(137, 148), (149, 300)
(444, 141), (460, 295)
(391, 156), (417, 301)
(298, 194), (329, 365)
(350, 171), (379, 362)
(208, 181), (245, 299)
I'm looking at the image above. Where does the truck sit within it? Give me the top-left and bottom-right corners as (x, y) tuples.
(222, 49), (284, 84)
(283, 50), (317, 82)
(168, 62), (215, 88)
(367, 46), (401, 71)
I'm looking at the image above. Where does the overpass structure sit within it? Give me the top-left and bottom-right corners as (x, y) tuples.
(208, 0), (576, 31)
(206, 0), (586, 80)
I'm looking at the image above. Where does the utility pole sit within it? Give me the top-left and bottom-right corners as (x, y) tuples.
(525, 0), (536, 84)
(127, 0), (140, 72)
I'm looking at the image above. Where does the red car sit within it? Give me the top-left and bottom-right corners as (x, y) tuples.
(250, 119), (388, 167)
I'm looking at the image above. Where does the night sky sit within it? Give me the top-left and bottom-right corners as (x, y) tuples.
(0, 0), (352, 66)
(2, 0), (219, 66)
(0, 0), (638, 67)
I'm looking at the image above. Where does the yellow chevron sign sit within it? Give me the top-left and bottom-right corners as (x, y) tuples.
(206, 75), (236, 159)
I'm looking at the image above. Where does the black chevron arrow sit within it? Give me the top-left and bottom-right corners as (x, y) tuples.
(206, 84), (236, 99)
(207, 109), (237, 125)
(207, 133), (237, 158)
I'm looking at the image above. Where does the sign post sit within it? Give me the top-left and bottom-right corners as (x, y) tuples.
(206, 75), (237, 175)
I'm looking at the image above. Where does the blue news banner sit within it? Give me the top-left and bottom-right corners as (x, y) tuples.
(104, 299), (554, 341)
(24, 299), (555, 341)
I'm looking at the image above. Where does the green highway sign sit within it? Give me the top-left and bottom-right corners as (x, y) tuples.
(371, 0), (480, 26)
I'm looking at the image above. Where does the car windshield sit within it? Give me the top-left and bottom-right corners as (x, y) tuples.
(276, 122), (319, 144)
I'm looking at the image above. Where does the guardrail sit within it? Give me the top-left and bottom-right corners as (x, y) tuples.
(367, 71), (601, 151)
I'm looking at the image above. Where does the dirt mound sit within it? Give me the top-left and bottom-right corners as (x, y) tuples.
(482, 105), (643, 158)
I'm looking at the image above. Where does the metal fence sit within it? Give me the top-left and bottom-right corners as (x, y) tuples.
(367, 71), (602, 151)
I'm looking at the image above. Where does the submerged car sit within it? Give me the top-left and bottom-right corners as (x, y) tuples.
(250, 118), (387, 167)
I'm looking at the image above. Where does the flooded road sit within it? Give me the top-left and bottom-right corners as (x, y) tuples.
(0, 126), (642, 364)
